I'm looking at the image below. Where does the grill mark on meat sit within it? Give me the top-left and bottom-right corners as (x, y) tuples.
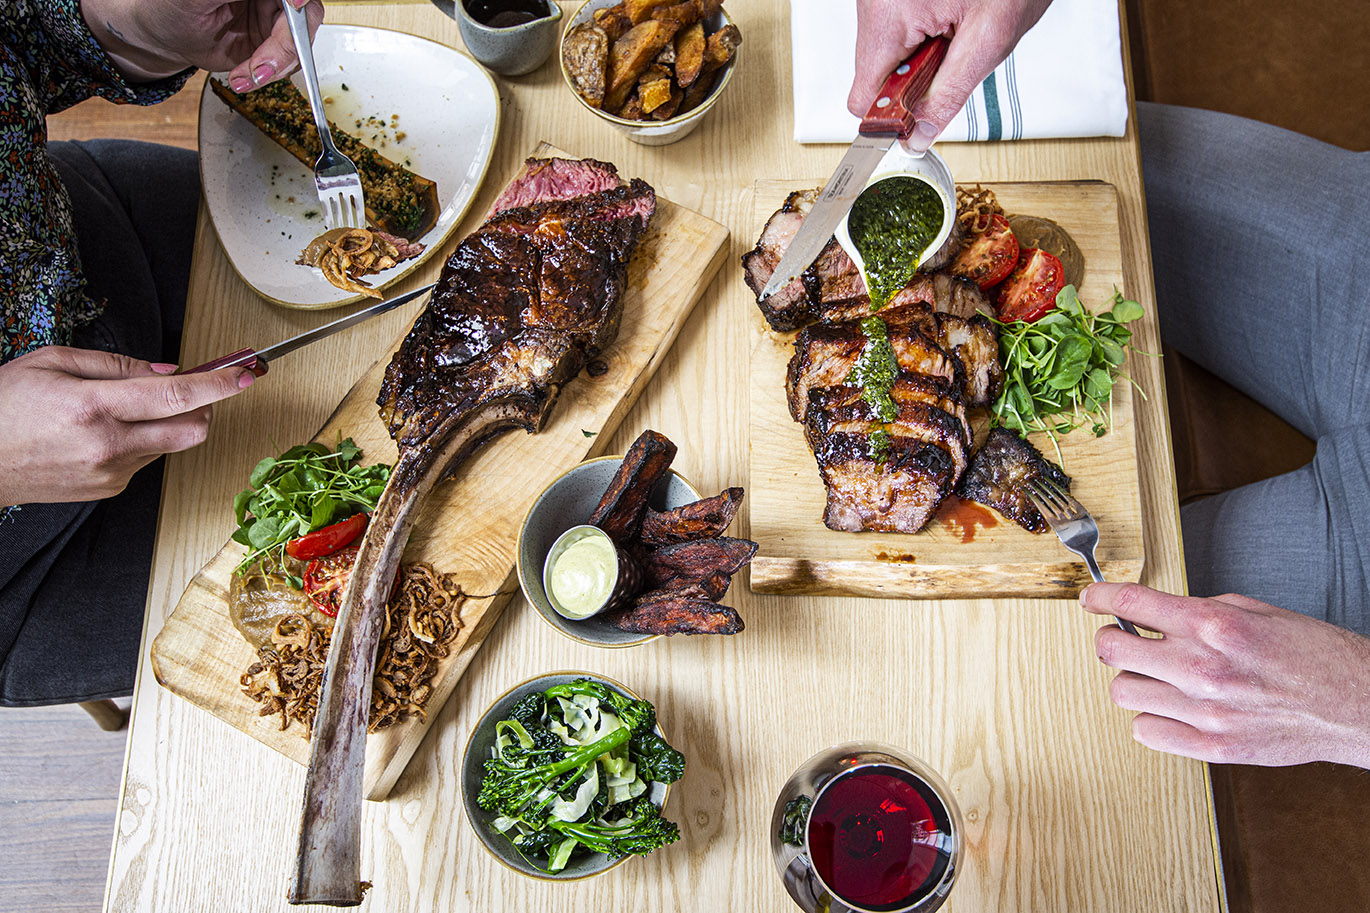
(815, 431), (960, 533)
(956, 427), (1072, 533)
(292, 158), (655, 903)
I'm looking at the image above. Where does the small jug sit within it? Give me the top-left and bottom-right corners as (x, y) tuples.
(455, 0), (563, 76)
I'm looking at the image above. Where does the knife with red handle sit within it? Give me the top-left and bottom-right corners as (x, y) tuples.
(758, 35), (948, 302)
(178, 282), (434, 377)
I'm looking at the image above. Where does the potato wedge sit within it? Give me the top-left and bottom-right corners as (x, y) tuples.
(625, 0), (675, 23)
(605, 19), (679, 112)
(702, 22), (742, 73)
(639, 65), (674, 113)
(648, 0), (720, 28)
(562, 22), (609, 108)
(592, 4), (632, 41)
(650, 84), (684, 120)
(673, 21), (705, 87)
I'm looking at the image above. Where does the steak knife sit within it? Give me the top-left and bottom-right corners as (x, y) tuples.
(180, 283), (434, 376)
(758, 36), (949, 302)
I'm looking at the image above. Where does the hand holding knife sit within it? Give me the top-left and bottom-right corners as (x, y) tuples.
(180, 283), (434, 377)
(759, 36), (949, 302)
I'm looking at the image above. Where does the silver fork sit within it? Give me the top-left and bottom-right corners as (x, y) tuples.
(1023, 477), (1140, 635)
(280, 0), (366, 230)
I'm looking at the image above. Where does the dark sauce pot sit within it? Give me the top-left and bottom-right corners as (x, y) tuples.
(455, 0), (563, 76)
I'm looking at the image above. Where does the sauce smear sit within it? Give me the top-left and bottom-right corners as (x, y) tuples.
(848, 176), (944, 310)
(936, 495), (999, 544)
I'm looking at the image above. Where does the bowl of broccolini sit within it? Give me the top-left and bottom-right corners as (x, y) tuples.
(460, 672), (686, 879)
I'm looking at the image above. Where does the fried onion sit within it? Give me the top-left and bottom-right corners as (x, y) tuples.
(956, 184), (1004, 236)
(296, 227), (422, 299)
(239, 562), (465, 735)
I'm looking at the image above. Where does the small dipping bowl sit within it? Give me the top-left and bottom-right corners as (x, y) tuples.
(559, 0), (741, 145)
(459, 671), (672, 880)
(542, 524), (641, 620)
(834, 143), (957, 286)
(456, 0), (564, 76)
(517, 456), (702, 647)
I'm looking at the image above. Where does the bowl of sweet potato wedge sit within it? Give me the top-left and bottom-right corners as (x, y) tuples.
(560, 0), (741, 145)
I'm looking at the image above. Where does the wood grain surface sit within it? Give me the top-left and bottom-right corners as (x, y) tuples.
(149, 154), (728, 800)
(748, 180), (1145, 598)
(105, 4), (1223, 913)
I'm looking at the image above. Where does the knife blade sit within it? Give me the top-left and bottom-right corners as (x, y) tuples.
(758, 36), (948, 302)
(180, 282), (434, 376)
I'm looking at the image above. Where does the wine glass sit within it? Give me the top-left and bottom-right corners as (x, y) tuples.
(770, 742), (961, 913)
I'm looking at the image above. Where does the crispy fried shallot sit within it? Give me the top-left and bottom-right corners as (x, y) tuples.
(240, 562), (464, 735)
(296, 227), (425, 298)
(956, 184), (1004, 236)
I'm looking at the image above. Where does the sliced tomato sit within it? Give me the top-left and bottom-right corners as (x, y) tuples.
(302, 545), (360, 617)
(949, 214), (1019, 289)
(285, 512), (367, 561)
(993, 248), (1066, 323)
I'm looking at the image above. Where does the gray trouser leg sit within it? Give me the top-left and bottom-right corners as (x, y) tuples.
(1139, 102), (1370, 633)
(0, 140), (198, 706)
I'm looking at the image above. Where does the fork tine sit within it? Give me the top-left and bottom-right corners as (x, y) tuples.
(1022, 485), (1055, 523)
(1025, 478), (1066, 518)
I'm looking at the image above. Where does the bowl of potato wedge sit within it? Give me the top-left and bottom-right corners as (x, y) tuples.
(559, 0), (741, 145)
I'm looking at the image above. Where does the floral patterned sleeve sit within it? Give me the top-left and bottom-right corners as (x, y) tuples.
(0, 0), (191, 364)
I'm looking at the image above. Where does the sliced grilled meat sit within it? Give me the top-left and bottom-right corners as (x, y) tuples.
(742, 189), (818, 330)
(807, 376), (970, 451)
(956, 426), (1072, 533)
(815, 431), (961, 533)
(786, 319), (958, 423)
(879, 299), (1002, 406)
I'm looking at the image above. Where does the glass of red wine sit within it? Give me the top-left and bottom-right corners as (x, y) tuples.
(770, 743), (961, 913)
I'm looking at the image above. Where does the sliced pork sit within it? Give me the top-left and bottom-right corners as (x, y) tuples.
(956, 427), (1072, 533)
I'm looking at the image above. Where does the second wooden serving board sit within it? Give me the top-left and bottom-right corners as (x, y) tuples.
(150, 147), (730, 799)
(747, 180), (1144, 599)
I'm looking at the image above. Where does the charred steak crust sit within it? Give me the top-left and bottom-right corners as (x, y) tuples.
(956, 427), (1072, 533)
(377, 174), (656, 447)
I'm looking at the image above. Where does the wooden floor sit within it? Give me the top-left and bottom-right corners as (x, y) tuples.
(5, 77), (209, 913)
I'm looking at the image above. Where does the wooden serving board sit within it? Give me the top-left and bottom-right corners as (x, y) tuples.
(150, 147), (729, 800)
(747, 180), (1144, 599)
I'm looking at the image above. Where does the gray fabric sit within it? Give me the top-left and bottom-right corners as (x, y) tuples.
(0, 140), (198, 706)
(1139, 102), (1370, 634)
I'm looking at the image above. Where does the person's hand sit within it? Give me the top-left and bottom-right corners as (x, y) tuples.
(847, 0), (1053, 152)
(1082, 583), (1370, 768)
(0, 347), (255, 506)
(80, 0), (325, 89)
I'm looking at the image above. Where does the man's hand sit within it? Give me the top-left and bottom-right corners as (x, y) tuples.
(1082, 583), (1370, 769)
(81, 0), (325, 90)
(848, 0), (1052, 152)
(0, 347), (254, 506)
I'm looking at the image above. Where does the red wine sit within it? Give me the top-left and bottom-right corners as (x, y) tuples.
(463, 0), (550, 27)
(807, 765), (954, 911)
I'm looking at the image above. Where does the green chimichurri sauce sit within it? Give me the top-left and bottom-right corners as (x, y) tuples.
(847, 176), (945, 310)
(847, 316), (900, 461)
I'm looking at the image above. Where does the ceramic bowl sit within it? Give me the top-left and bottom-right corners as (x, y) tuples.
(456, 0), (564, 76)
(559, 0), (740, 146)
(517, 455), (702, 647)
(833, 142), (957, 283)
(459, 671), (672, 880)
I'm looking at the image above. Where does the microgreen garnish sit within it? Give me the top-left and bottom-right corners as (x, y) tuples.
(230, 438), (390, 577)
(991, 286), (1150, 453)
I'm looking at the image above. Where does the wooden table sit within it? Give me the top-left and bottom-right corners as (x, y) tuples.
(103, 2), (1223, 911)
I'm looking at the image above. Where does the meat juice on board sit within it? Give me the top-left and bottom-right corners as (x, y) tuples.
(807, 764), (955, 911)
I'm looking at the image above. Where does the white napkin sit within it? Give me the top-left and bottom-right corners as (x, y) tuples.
(791, 0), (1129, 143)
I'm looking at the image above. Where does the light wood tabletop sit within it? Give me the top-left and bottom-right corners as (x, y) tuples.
(104, 1), (1223, 911)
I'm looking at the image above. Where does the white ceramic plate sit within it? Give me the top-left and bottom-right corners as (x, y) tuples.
(198, 24), (499, 309)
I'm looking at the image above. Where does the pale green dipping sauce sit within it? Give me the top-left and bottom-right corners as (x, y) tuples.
(547, 528), (617, 619)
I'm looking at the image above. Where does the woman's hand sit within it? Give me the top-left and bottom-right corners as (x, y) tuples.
(848, 0), (1053, 152)
(0, 347), (254, 506)
(81, 0), (325, 90)
(1082, 583), (1370, 768)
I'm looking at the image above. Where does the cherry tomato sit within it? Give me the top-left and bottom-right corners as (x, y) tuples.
(949, 214), (1019, 289)
(302, 545), (360, 617)
(285, 512), (367, 561)
(993, 248), (1066, 323)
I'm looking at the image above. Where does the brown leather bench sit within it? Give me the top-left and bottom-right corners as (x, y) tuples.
(1126, 2), (1370, 909)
